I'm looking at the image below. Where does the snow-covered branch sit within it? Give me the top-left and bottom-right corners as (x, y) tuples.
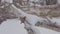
(9, 3), (60, 34)
(46, 16), (60, 28)
(10, 4), (48, 26)
(10, 4), (58, 28)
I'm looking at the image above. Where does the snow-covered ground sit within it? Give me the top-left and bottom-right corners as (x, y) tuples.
(32, 26), (60, 34)
(47, 17), (60, 27)
(0, 19), (60, 34)
(0, 0), (60, 34)
(0, 19), (28, 34)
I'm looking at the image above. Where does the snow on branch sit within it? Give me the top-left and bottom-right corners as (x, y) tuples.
(46, 16), (60, 28)
(10, 4), (53, 27)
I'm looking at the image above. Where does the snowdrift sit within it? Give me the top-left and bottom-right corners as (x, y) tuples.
(0, 19), (28, 34)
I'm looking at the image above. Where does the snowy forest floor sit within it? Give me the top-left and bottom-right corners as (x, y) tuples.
(26, 8), (60, 32)
(18, 6), (60, 32)
(0, 3), (60, 34)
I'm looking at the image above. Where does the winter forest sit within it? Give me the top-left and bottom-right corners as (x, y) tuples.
(0, 0), (60, 34)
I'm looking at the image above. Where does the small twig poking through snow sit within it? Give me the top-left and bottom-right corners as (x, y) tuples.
(0, 17), (6, 25)
(20, 17), (26, 24)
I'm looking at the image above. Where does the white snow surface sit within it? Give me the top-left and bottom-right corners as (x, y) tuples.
(57, 0), (60, 4)
(0, 19), (28, 34)
(0, 19), (60, 34)
(50, 17), (60, 27)
(37, 26), (60, 34)
(45, 16), (60, 28)
(30, 26), (60, 34)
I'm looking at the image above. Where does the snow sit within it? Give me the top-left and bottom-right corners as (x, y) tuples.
(25, 14), (48, 25)
(46, 16), (60, 27)
(50, 17), (60, 27)
(30, 26), (60, 34)
(57, 0), (60, 4)
(10, 4), (50, 26)
(0, 19), (60, 34)
(39, 26), (60, 34)
(0, 19), (28, 34)
(11, 4), (27, 18)
(8, 4), (60, 34)
(30, 26), (41, 34)
(0, 5), (4, 8)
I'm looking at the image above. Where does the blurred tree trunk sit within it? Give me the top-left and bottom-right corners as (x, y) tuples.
(19, 0), (23, 5)
(0, 0), (1, 2)
(46, 0), (57, 5)
(0, 0), (1, 5)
